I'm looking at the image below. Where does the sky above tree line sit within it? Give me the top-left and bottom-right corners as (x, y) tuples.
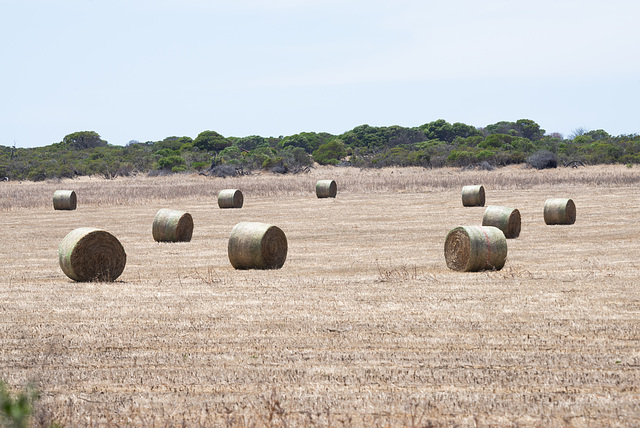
(2, 0), (639, 148)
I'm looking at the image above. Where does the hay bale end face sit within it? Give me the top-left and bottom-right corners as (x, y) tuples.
(316, 180), (337, 198)
(53, 190), (77, 210)
(444, 225), (507, 272)
(462, 185), (485, 207)
(228, 222), (287, 269)
(218, 189), (244, 209)
(58, 227), (126, 282)
(544, 198), (576, 225)
(482, 205), (521, 239)
(152, 209), (194, 242)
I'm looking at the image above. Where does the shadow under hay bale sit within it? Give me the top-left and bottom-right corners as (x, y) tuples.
(482, 205), (521, 239)
(152, 209), (194, 242)
(228, 222), (287, 270)
(218, 189), (244, 209)
(316, 180), (337, 198)
(58, 227), (126, 282)
(544, 198), (576, 225)
(444, 225), (507, 272)
(461, 185), (485, 207)
(53, 190), (77, 210)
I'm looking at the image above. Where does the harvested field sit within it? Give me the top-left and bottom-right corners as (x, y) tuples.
(0, 165), (639, 426)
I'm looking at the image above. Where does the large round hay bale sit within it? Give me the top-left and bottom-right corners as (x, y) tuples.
(152, 209), (194, 242)
(462, 185), (485, 207)
(316, 180), (337, 198)
(58, 227), (126, 282)
(228, 222), (287, 269)
(444, 225), (507, 272)
(544, 198), (576, 225)
(218, 189), (244, 209)
(482, 205), (521, 239)
(53, 190), (77, 210)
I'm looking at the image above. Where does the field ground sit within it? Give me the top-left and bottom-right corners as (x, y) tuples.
(1, 165), (639, 426)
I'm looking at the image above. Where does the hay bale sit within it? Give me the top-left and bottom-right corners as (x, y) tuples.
(152, 208), (194, 242)
(482, 205), (521, 239)
(228, 222), (287, 269)
(444, 225), (507, 272)
(58, 227), (126, 281)
(316, 180), (337, 198)
(461, 185), (485, 207)
(218, 189), (244, 209)
(53, 190), (77, 210)
(544, 198), (576, 225)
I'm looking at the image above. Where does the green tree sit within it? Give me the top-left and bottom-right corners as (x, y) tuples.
(193, 130), (231, 152)
(313, 139), (347, 165)
(62, 131), (107, 149)
(420, 119), (454, 142)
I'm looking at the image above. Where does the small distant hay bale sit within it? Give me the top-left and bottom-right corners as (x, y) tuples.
(482, 205), (521, 239)
(316, 180), (337, 198)
(444, 225), (507, 272)
(228, 222), (287, 270)
(461, 185), (485, 207)
(218, 189), (244, 209)
(152, 209), (194, 242)
(53, 190), (77, 210)
(58, 227), (126, 282)
(544, 198), (576, 225)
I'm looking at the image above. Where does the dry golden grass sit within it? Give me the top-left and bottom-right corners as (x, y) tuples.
(1, 165), (639, 426)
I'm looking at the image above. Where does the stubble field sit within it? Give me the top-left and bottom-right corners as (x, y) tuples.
(1, 165), (639, 427)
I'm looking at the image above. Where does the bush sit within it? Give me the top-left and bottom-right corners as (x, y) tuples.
(313, 140), (347, 165)
(157, 155), (185, 170)
(210, 165), (237, 178)
(526, 150), (557, 169)
(1, 379), (39, 428)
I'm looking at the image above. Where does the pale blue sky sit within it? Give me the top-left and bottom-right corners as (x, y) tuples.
(2, 0), (639, 147)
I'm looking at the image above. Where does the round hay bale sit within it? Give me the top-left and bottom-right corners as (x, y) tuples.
(482, 205), (521, 239)
(444, 225), (507, 272)
(218, 189), (244, 209)
(228, 222), (287, 270)
(152, 209), (194, 242)
(53, 190), (77, 210)
(58, 227), (126, 282)
(461, 185), (485, 207)
(316, 180), (337, 198)
(544, 198), (576, 225)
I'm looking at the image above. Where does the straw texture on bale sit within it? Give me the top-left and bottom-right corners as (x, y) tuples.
(218, 189), (244, 209)
(544, 198), (576, 225)
(444, 225), (507, 272)
(228, 222), (287, 270)
(152, 209), (194, 242)
(53, 190), (77, 210)
(58, 227), (126, 282)
(462, 185), (485, 207)
(316, 180), (337, 198)
(482, 205), (521, 239)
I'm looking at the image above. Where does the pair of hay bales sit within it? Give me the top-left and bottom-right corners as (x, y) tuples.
(152, 207), (287, 269)
(480, 199), (575, 231)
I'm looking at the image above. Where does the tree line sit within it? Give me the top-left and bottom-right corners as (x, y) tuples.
(1, 119), (639, 181)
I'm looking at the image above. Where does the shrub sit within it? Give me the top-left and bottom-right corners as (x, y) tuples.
(0, 379), (39, 428)
(526, 150), (557, 169)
